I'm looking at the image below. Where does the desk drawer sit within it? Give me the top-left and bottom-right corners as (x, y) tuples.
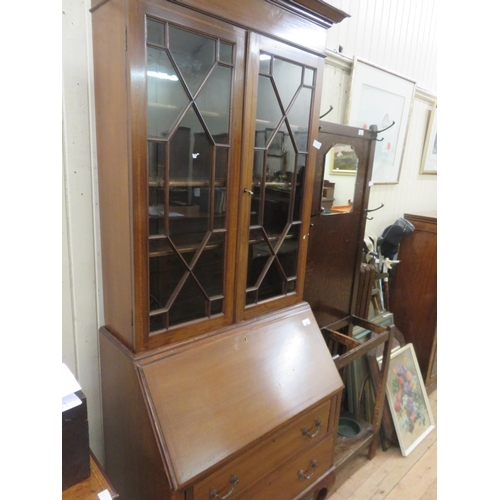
(243, 434), (334, 500)
(193, 400), (331, 500)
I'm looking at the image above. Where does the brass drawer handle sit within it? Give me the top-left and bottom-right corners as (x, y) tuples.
(298, 460), (319, 481)
(209, 474), (239, 499)
(302, 419), (322, 438)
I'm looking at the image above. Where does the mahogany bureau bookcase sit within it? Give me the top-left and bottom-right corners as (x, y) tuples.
(90, 1), (352, 499)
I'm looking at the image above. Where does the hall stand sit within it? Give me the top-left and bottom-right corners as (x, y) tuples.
(326, 322), (394, 469)
(304, 121), (395, 472)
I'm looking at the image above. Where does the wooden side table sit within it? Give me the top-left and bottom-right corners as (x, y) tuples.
(63, 451), (118, 500)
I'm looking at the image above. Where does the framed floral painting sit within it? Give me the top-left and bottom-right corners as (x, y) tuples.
(386, 344), (435, 457)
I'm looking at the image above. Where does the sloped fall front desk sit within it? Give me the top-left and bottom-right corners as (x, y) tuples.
(99, 302), (344, 500)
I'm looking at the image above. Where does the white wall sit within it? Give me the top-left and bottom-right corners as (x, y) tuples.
(325, 0), (436, 94)
(319, 54), (437, 238)
(61, 0), (436, 464)
(62, 0), (104, 460)
(321, 0), (437, 237)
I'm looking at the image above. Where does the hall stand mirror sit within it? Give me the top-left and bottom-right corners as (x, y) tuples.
(304, 121), (395, 472)
(90, 1), (353, 499)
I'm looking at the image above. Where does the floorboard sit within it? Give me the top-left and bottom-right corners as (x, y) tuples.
(326, 389), (437, 500)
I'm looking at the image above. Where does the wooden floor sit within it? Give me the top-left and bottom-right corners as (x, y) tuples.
(326, 389), (437, 500)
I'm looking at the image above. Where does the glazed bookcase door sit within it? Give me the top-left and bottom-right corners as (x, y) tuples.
(236, 33), (323, 320)
(138, 5), (245, 348)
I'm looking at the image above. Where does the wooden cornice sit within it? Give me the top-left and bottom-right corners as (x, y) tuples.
(268, 0), (350, 27)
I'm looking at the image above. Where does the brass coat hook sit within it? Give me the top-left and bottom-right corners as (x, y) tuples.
(375, 121), (395, 141)
(365, 203), (384, 220)
(320, 105), (334, 119)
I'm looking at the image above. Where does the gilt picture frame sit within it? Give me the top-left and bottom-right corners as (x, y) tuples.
(386, 343), (435, 457)
(419, 102), (437, 174)
(346, 58), (416, 184)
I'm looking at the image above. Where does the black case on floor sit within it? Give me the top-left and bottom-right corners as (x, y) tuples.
(62, 389), (90, 490)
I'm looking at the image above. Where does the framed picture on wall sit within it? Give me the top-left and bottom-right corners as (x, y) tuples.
(420, 102), (437, 174)
(346, 58), (416, 184)
(385, 343), (435, 457)
(329, 143), (358, 175)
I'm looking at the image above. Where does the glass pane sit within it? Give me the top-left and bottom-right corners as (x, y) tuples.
(215, 146), (229, 182)
(150, 313), (165, 333)
(169, 209), (209, 246)
(253, 146), (265, 182)
(272, 57), (302, 111)
(214, 192), (227, 229)
(219, 42), (233, 64)
(168, 125), (191, 186)
(193, 234), (225, 298)
(254, 259), (285, 303)
(146, 26), (235, 333)
(147, 47), (188, 139)
(149, 254), (174, 310)
(149, 237), (168, 256)
(271, 122), (297, 180)
(196, 65), (232, 138)
(169, 274), (208, 326)
(263, 124), (295, 237)
(277, 229), (299, 277)
(210, 298), (223, 316)
(294, 154), (307, 220)
(191, 131), (212, 181)
(148, 142), (166, 236)
(253, 128), (266, 196)
(255, 75), (283, 139)
(169, 25), (216, 96)
(246, 51), (316, 309)
(246, 289), (257, 305)
(147, 18), (165, 46)
(149, 239), (226, 328)
(287, 86), (313, 151)
(247, 227), (271, 288)
(304, 67), (314, 87)
(259, 53), (272, 74)
(149, 234), (226, 328)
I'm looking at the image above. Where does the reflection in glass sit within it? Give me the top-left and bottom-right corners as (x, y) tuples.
(194, 233), (225, 298)
(169, 25), (216, 96)
(322, 144), (358, 214)
(255, 75), (283, 134)
(303, 67), (314, 87)
(215, 146), (229, 182)
(148, 239), (225, 329)
(147, 18), (165, 46)
(146, 18), (233, 332)
(246, 52), (314, 307)
(259, 53), (271, 74)
(287, 86), (312, 149)
(147, 47), (188, 139)
(219, 42), (233, 64)
(148, 142), (166, 236)
(196, 65), (231, 137)
(273, 57), (302, 110)
(150, 312), (165, 333)
(277, 233), (299, 278)
(169, 274), (208, 326)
